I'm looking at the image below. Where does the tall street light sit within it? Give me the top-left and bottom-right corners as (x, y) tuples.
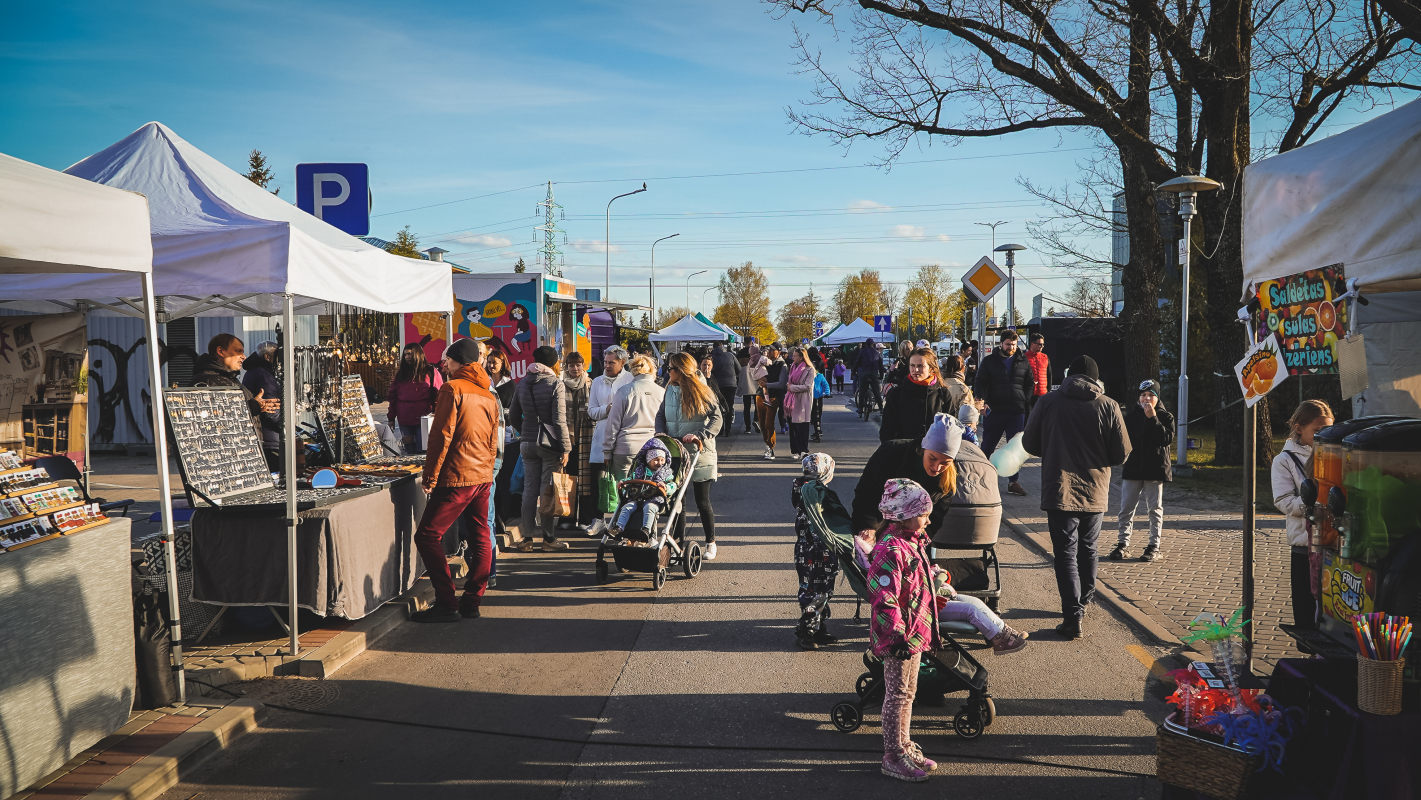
(651, 233), (679, 324)
(1157, 175), (1223, 471)
(975, 220), (1010, 251)
(701, 286), (716, 315)
(685, 270), (707, 312)
(606, 183), (647, 299)
(994, 243), (1028, 328)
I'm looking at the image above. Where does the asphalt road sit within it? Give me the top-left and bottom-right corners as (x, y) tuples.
(157, 394), (1170, 799)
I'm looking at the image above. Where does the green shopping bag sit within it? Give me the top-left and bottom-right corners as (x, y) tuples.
(599, 470), (620, 514)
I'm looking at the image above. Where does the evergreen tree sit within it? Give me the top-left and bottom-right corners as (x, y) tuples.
(244, 150), (279, 196)
(385, 226), (422, 259)
(514, 257), (527, 273)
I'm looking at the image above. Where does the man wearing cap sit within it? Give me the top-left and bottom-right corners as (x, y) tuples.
(1109, 380), (1175, 563)
(411, 338), (502, 623)
(1022, 355), (1130, 639)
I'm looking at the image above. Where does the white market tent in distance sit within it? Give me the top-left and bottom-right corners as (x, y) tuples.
(1243, 98), (1421, 297)
(819, 317), (893, 345)
(2, 122), (455, 665)
(650, 313), (733, 342)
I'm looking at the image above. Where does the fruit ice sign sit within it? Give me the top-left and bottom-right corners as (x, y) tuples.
(1253, 265), (1347, 375)
(1234, 333), (1288, 407)
(1320, 550), (1376, 622)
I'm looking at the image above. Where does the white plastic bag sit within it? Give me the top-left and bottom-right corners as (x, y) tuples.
(989, 432), (1029, 477)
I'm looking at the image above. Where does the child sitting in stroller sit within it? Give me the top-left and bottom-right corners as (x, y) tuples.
(610, 438), (678, 542)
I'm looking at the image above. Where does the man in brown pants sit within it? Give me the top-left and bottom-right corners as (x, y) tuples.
(410, 337), (502, 623)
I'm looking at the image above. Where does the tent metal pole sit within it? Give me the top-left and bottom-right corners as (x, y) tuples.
(142, 276), (185, 703)
(445, 311), (453, 355)
(1243, 399), (1257, 677)
(283, 293), (300, 657)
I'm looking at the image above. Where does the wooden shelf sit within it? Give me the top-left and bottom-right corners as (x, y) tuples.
(0, 499), (86, 526)
(1, 533), (63, 552)
(58, 518), (112, 537)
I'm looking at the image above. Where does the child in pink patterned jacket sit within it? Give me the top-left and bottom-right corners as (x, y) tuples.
(866, 478), (941, 783)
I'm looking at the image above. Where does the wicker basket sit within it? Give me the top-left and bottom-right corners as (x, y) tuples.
(1156, 715), (1267, 800)
(1357, 655), (1405, 715)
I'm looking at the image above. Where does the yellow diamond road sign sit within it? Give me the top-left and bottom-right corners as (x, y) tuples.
(963, 256), (1008, 302)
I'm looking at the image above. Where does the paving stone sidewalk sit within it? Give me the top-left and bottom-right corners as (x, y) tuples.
(1003, 460), (1305, 671)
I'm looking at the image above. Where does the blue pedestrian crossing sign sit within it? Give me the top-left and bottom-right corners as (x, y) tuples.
(873, 315), (893, 332)
(813, 320), (825, 337)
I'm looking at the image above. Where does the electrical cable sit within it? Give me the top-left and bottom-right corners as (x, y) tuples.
(186, 680), (1153, 779)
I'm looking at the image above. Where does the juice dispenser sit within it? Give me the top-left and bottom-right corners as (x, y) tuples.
(1340, 419), (1421, 563)
(1307, 415), (1408, 548)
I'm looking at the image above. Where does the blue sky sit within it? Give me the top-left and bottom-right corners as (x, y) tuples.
(3, 1), (1410, 326)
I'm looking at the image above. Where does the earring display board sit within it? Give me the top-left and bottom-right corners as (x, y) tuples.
(338, 375), (383, 462)
(164, 388), (275, 507)
(0, 451), (109, 553)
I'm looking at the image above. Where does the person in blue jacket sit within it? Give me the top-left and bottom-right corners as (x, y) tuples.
(812, 369), (831, 442)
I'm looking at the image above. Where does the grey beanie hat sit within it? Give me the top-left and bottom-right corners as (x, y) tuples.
(921, 412), (964, 459)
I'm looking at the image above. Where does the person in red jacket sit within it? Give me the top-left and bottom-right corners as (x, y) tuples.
(1026, 333), (1050, 408)
(410, 338), (501, 623)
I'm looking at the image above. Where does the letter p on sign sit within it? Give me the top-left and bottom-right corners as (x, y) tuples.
(296, 163), (370, 236)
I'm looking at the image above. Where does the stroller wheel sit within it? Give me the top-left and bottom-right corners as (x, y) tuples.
(683, 541), (703, 578)
(595, 559), (609, 585)
(980, 696), (996, 728)
(854, 672), (875, 698)
(953, 708), (986, 739)
(830, 701), (862, 733)
(652, 567), (667, 591)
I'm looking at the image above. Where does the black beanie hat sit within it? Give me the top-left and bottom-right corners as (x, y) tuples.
(532, 345), (559, 367)
(445, 338), (481, 365)
(1067, 355), (1100, 381)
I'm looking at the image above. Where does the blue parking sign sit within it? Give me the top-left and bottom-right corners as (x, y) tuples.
(296, 163), (370, 236)
(874, 315), (892, 332)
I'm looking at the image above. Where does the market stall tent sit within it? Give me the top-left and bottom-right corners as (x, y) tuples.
(1244, 101), (1421, 416)
(650, 313), (732, 342)
(819, 317), (892, 345)
(3, 122), (455, 662)
(0, 151), (164, 795)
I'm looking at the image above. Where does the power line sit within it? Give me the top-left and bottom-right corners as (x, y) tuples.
(371, 183), (544, 218)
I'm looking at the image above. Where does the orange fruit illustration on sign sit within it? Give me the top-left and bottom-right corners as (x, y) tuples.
(1318, 301), (1336, 332)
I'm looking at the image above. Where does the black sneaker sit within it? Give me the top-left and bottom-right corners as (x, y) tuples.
(410, 606), (460, 623)
(1055, 620), (1085, 640)
(459, 595), (482, 618)
(1141, 545), (1162, 562)
(1107, 544), (1128, 561)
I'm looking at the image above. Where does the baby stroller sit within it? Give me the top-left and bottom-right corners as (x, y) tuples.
(595, 435), (703, 591)
(798, 481), (996, 739)
(932, 440), (1004, 612)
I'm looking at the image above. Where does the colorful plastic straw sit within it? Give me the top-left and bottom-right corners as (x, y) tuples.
(1352, 614), (1411, 661)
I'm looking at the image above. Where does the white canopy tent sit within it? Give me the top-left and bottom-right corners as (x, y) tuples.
(0, 152), (184, 697)
(3, 123), (455, 669)
(819, 317), (892, 345)
(650, 313), (732, 342)
(1244, 100), (1421, 416)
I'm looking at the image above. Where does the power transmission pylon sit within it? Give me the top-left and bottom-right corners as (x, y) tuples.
(535, 181), (565, 276)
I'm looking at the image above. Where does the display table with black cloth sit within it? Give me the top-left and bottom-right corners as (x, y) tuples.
(0, 518), (135, 798)
(190, 478), (459, 619)
(1265, 657), (1421, 800)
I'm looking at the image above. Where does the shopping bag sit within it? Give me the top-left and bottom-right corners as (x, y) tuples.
(510, 453), (524, 488)
(988, 432), (1030, 477)
(133, 587), (178, 709)
(539, 471), (575, 517)
(599, 469), (620, 514)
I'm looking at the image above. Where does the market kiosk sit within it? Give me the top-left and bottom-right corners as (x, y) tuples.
(0, 152), (161, 798)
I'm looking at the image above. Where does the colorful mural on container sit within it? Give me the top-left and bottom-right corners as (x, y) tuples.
(403, 276), (539, 381)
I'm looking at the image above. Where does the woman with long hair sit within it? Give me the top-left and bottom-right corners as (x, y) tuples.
(388, 343), (443, 454)
(1271, 398), (1334, 629)
(784, 346), (818, 458)
(879, 347), (953, 444)
(484, 348), (515, 410)
(657, 351), (724, 559)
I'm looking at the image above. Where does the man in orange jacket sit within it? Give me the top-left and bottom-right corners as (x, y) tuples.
(410, 337), (502, 623)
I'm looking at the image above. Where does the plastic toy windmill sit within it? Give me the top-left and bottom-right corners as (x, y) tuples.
(1181, 607), (1250, 709)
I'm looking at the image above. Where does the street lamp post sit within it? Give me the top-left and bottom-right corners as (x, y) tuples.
(651, 233), (679, 324)
(701, 286), (716, 314)
(605, 183), (647, 300)
(1156, 175), (1223, 471)
(685, 270), (707, 312)
(994, 243), (1028, 328)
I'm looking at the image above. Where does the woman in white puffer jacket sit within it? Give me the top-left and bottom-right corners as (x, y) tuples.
(1270, 399), (1333, 630)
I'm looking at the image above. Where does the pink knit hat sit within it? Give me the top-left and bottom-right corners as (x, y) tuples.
(878, 478), (932, 521)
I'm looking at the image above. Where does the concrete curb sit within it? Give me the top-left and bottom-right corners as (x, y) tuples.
(84, 699), (265, 800)
(1001, 514), (1186, 647)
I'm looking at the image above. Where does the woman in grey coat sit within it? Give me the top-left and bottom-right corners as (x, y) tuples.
(509, 346), (570, 552)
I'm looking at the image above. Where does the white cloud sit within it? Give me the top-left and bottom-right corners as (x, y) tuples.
(569, 239), (624, 254)
(451, 233), (512, 248)
(771, 254), (820, 264)
(849, 199), (892, 212)
(891, 224), (950, 242)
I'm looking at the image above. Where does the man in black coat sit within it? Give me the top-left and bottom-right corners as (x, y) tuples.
(240, 342), (282, 470)
(192, 333), (281, 467)
(1109, 379), (1176, 563)
(709, 341), (739, 432)
(973, 329), (1035, 496)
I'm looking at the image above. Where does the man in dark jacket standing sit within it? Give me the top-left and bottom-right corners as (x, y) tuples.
(1022, 356), (1130, 640)
(192, 333), (280, 456)
(1109, 379), (1175, 563)
(973, 329), (1035, 496)
(240, 342), (282, 471)
(851, 338), (884, 412)
(710, 341), (739, 433)
(412, 337), (501, 622)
